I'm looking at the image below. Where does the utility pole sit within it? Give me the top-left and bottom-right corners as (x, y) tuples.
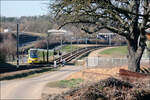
(148, 48), (150, 68)
(85, 38), (88, 49)
(109, 34), (111, 46)
(61, 37), (63, 61)
(17, 23), (19, 68)
(71, 37), (72, 56)
(47, 33), (49, 64)
(96, 34), (98, 48)
(76, 37), (79, 56)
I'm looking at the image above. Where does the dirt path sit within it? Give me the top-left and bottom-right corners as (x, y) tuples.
(0, 65), (83, 100)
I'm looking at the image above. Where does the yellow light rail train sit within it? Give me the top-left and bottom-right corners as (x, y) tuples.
(28, 48), (52, 64)
(28, 49), (41, 64)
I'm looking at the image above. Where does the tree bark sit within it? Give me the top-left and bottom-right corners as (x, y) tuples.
(127, 39), (145, 72)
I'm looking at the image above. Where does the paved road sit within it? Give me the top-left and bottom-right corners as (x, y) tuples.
(0, 66), (83, 100)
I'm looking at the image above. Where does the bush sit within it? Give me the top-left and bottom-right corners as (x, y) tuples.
(0, 45), (6, 63)
(0, 34), (16, 63)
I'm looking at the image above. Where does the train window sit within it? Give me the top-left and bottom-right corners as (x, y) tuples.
(30, 50), (38, 58)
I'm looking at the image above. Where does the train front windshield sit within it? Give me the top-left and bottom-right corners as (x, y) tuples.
(30, 50), (38, 58)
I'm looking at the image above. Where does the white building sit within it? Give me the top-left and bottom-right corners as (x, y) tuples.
(4, 29), (11, 33)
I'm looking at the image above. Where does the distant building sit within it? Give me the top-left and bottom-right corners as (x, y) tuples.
(4, 28), (11, 33)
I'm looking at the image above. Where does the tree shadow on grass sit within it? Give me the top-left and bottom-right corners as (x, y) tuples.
(0, 62), (52, 74)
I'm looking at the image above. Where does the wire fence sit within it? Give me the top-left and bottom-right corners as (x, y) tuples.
(85, 57), (150, 68)
(82, 57), (150, 90)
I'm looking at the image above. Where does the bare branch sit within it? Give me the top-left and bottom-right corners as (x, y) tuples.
(57, 20), (96, 29)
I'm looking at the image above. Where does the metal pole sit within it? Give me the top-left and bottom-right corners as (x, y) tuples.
(61, 36), (62, 61)
(77, 37), (79, 56)
(17, 23), (19, 68)
(53, 48), (55, 61)
(86, 38), (87, 49)
(96, 35), (98, 48)
(109, 34), (111, 46)
(86, 33), (88, 48)
(71, 37), (72, 56)
(148, 48), (150, 68)
(47, 33), (49, 64)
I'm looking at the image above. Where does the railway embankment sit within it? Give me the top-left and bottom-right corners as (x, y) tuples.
(0, 66), (57, 81)
(0, 46), (102, 81)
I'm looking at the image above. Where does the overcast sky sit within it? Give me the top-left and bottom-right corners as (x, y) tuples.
(1, 0), (50, 17)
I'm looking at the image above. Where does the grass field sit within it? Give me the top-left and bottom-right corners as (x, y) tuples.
(61, 45), (80, 53)
(38, 51), (52, 58)
(100, 46), (128, 57)
(46, 78), (83, 88)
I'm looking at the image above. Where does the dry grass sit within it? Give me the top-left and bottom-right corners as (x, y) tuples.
(48, 77), (150, 100)
(66, 66), (128, 81)
(66, 66), (150, 82)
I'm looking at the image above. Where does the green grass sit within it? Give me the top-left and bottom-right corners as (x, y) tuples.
(46, 78), (83, 88)
(38, 51), (52, 58)
(61, 45), (79, 53)
(100, 46), (128, 57)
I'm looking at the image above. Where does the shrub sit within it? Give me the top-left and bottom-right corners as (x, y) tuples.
(0, 44), (6, 63)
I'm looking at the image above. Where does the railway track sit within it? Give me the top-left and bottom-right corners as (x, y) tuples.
(0, 46), (105, 73)
(54, 46), (104, 65)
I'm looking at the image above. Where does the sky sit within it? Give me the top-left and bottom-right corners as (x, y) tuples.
(1, 0), (50, 17)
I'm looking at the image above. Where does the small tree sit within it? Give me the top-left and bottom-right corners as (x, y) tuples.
(1, 34), (16, 61)
(34, 40), (46, 48)
(50, 0), (150, 72)
(0, 43), (6, 63)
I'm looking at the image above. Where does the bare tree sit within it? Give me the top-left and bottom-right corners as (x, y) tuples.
(34, 40), (46, 48)
(50, 0), (150, 72)
(0, 43), (6, 63)
(0, 34), (16, 62)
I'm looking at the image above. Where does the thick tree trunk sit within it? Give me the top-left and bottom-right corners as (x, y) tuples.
(127, 39), (145, 72)
(128, 51), (140, 72)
